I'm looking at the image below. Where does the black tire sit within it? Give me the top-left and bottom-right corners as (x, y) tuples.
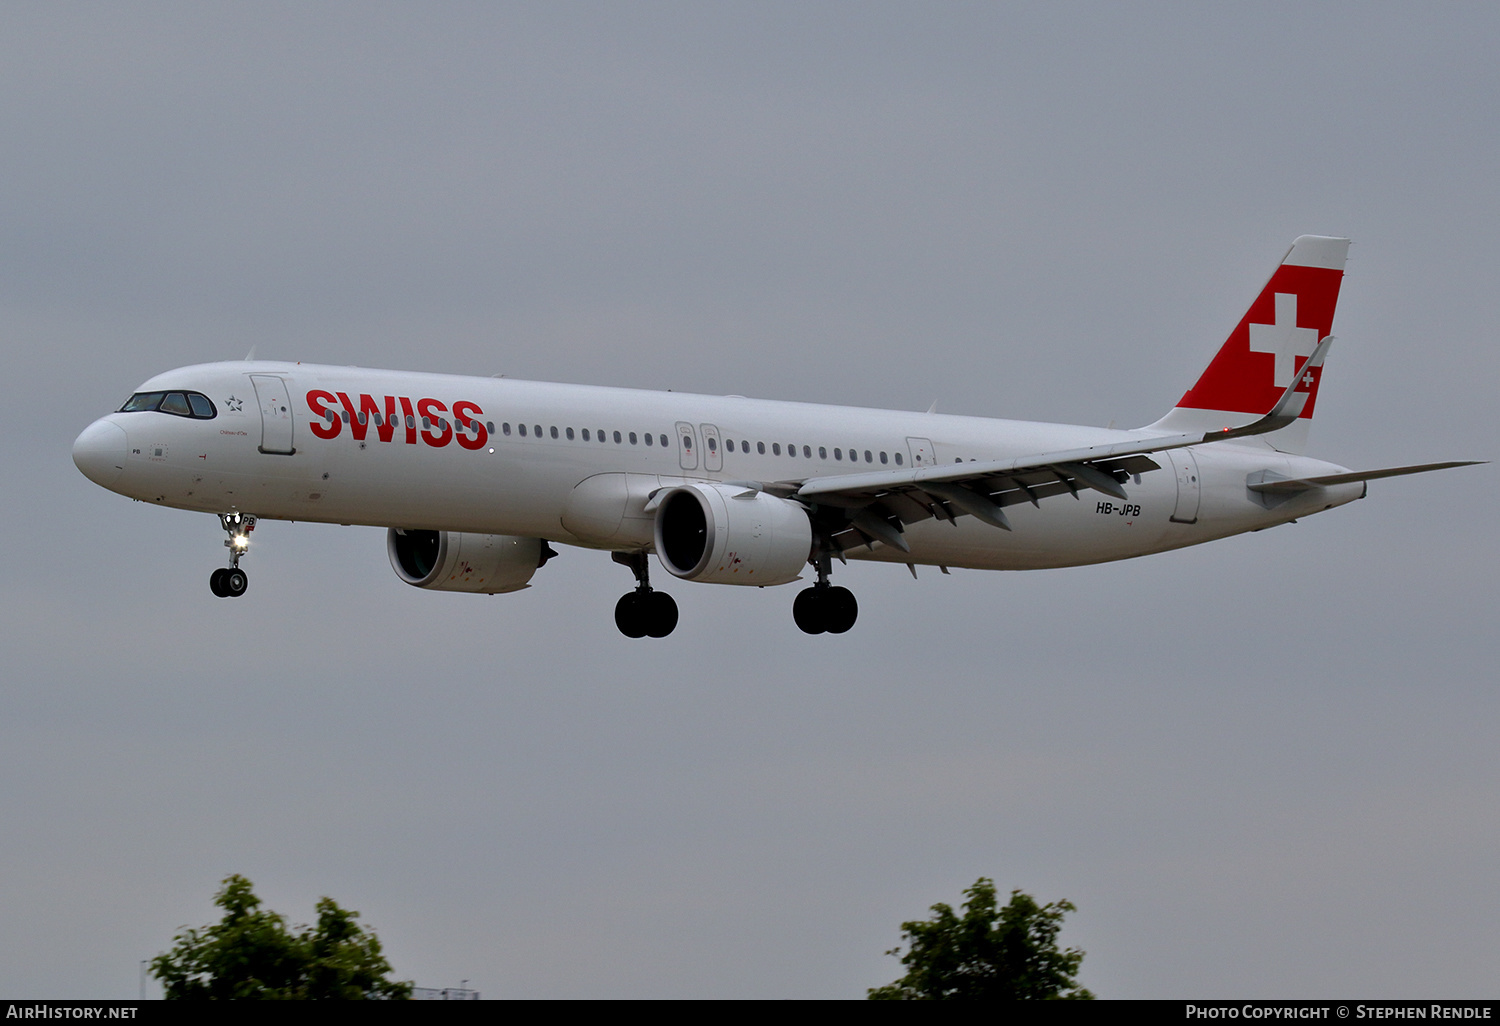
(644, 591), (678, 638)
(223, 568), (248, 598)
(614, 592), (647, 638)
(824, 586), (858, 634)
(793, 587), (827, 635)
(209, 568), (228, 597)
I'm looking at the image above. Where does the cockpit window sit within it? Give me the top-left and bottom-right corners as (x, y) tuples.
(120, 392), (164, 412)
(119, 391), (217, 419)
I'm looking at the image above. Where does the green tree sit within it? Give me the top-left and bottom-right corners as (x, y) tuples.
(868, 878), (1094, 1000)
(150, 875), (412, 1000)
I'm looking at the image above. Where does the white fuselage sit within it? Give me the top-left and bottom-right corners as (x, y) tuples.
(73, 361), (1363, 575)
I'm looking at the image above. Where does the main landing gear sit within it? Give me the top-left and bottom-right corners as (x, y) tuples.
(209, 512), (256, 598)
(612, 551), (678, 638)
(792, 549), (858, 635)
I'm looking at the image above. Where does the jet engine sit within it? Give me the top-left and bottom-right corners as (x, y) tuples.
(387, 529), (548, 594)
(653, 483), (812, 586)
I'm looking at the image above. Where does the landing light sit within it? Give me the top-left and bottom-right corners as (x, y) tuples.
(232, 534), (250, 549)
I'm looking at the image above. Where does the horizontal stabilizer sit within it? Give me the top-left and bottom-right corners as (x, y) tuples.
(1247, 461), (1484, 494)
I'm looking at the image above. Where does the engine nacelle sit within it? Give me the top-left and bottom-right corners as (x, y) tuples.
(387, 529), (546, 594)
(653, 483), (812, 586)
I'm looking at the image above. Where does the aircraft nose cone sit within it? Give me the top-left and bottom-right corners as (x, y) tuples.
(73, 419), (128, 488)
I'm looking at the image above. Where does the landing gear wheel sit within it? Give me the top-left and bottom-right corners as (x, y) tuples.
(793, 587), (827, 635)
(212, 512), (256, 599)
(794, 585), (858, 635)
(644, 591), (678, 638)
(616, 590), (678, 638)
(223, 568), (248, 597)
(611, 551), (677, 639)
(823, 586), (858, 634)
(615, 592), (647, 638)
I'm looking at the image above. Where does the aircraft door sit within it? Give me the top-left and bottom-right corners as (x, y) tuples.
(675, 422), (697, 470)
(906, 437), (935, 468)
(700, 424), (722, 471)
(250, 375), (296, 455)
(1168, 450), (1201, 524)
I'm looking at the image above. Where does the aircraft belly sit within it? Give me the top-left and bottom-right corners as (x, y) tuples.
(288, 448), (571, 535)
(847, 468), (1182, 570)
(560, 473), (661, 549)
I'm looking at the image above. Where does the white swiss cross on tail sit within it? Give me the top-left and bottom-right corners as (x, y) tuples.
(1249, 293), (1320, 388)
(1147, 235), (1349, 456)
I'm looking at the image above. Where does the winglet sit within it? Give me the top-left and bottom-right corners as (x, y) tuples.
(1209, 335), (1333, 441)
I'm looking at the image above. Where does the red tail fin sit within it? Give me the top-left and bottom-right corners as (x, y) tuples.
(1150, 236), (1349, 453)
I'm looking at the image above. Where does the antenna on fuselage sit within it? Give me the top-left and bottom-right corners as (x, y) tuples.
(243, 345), (257, 361)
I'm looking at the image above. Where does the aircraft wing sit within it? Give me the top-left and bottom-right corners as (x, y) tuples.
(783, 439), (1175, 553)
(772, 337), (1406, 554)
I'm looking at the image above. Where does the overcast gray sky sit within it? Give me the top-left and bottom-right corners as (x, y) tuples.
(2, 2), (1496, 999)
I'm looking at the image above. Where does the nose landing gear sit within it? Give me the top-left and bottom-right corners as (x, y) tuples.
(792, 548), (858, 635)
(209, 513), (256, 598)
(611, 551), (678, 638)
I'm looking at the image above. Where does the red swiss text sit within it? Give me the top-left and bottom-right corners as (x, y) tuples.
(306, 390), (489, 451)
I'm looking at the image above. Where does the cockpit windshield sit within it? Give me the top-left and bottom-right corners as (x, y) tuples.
(119, 391), (217, 419)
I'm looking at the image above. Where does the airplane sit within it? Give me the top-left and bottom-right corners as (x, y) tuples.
(72, 236), (1479, 637)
